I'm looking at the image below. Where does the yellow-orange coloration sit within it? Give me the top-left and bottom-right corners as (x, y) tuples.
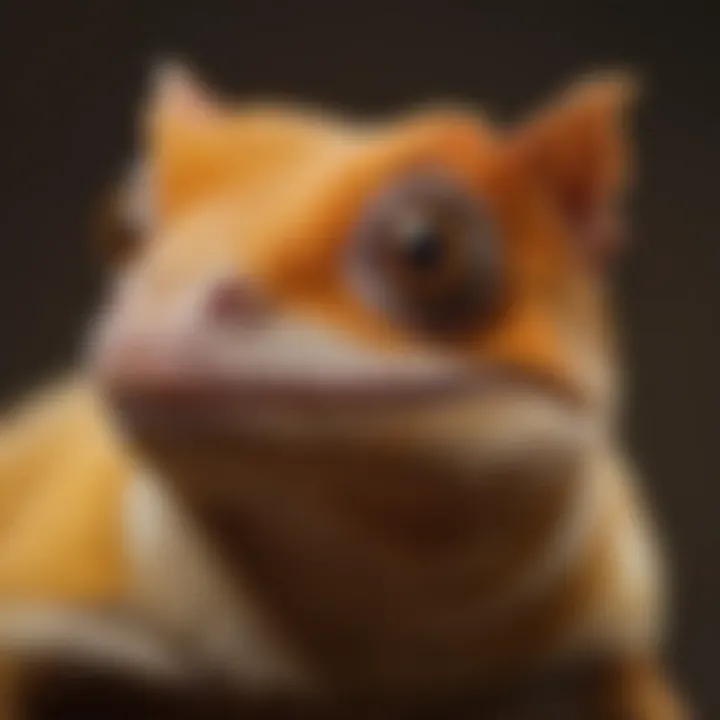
(0, 381), (130, 603)
(0, 67), (689, 718)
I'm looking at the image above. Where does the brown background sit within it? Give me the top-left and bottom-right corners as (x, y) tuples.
(0, 2), (717, 715)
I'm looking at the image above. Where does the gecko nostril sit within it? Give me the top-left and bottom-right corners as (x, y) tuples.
(204, 276), (270, 327)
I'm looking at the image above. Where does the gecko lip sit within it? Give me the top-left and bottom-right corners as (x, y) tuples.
(95, 343), (480, 424)
(103, 376), (581, 443)
(90, 321), (582, 431)
(100, 365), (581, 437)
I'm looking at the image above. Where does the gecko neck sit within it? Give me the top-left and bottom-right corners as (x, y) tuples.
(133, 428), (603, 693)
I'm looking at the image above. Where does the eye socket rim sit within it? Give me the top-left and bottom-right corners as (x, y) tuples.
(347, 170), (503, 338)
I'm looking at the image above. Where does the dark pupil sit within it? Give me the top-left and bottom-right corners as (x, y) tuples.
(397, 223), (445, 271)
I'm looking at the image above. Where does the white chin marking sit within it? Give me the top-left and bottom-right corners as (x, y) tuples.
(122, 471), (317, 693)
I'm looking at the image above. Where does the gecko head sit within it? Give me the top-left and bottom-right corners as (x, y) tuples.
(88, 66), (636, 484)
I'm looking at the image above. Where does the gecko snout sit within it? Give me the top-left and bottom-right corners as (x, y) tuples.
(203, 275), (272, 329)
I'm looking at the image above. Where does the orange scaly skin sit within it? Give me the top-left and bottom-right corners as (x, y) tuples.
(0, 68), (688, 718)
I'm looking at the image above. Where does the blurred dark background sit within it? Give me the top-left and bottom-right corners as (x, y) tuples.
(0, 1), (717, 715)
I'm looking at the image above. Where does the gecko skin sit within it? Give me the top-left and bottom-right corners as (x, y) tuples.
(0, 67), (689, 718)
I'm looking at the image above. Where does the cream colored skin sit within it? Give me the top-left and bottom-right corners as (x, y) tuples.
(0, 68), (688, 717)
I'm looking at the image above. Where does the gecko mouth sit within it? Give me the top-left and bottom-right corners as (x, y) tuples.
(90, 317), (581, 433)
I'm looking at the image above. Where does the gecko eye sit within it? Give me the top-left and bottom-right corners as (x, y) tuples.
(351, 172), (502, 335)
